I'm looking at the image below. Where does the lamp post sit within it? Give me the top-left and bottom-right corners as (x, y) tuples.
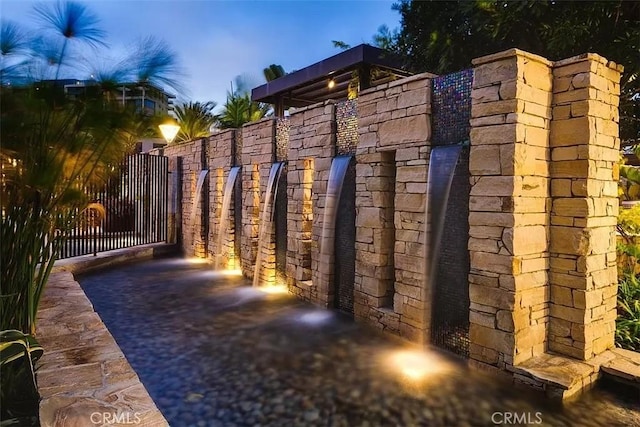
(158, 121), (180, 245)
(159, 122), (180, 145)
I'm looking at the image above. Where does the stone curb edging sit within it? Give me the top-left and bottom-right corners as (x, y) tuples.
(36, 243), (177, 427)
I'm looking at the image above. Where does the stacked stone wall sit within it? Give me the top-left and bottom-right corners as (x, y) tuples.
(356, 73), (434, 342)
(240, 119), (276, 280)
(207, 130), (236, 268)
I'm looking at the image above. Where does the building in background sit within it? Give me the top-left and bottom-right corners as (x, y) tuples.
(43, 79), (175, 116)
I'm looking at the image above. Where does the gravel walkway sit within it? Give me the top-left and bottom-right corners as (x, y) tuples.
(78, 258), (640, 427)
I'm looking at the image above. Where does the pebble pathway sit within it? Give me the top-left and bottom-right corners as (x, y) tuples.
(78, 258), (640, 427)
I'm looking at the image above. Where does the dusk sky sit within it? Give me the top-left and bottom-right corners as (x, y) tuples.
(1, 0), (401, 110)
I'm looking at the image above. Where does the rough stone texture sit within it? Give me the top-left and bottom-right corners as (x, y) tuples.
(241, 119), (276, 283)
(157, 48), (623, 398)
(287, 102), (336, 304)
(37, 269), (167, 427)
(207, 130), (238, 269)
(548, 54), (620, 361)
(601, 347), (640, 385)
(468, 48), (622, 395)
(162, 138), (205, 258)
(356, 74), (433, 343)
(469, 50), (552, 368)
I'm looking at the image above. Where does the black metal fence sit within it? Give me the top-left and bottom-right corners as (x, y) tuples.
(58, 154), (169, 259)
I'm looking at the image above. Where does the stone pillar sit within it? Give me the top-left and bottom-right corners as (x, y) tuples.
(166, 156), (181, 245)
(163, 139), (200, 257)
(469, 49), (553, 368)
(548, 54), (621, 360)
(208, 130), (236, 266)
(240, 119), (276, 279)
(355, 74), (433, 342)
(287, 102), (334, 302)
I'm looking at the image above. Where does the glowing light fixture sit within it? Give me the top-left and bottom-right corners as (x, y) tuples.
(383, 349), (451, 382)
(259, 284), (288, 295)
(159, 121), (181, 144)
(221, 269), (243, 277)
(186, 257), (208, 265)
(327, 79), (336, 89)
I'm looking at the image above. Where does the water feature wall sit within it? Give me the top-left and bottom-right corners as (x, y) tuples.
(208, 130), (237, 268)
(214, 165), (241, 270)
(156, 48), (622, 397)
(252, 162), (284, 287)
(355, 73), (435, 342)
(287, 102), (336, 304)
(161, 131), (236, 259)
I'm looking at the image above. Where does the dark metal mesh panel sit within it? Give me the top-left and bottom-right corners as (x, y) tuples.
(234, 132), (243, 166)
(233, 171), (242, 264)
(431, 151), (470, 357)
(275, 118), (289, 162)
(334, 159), (356, 315)
(430, 69), (473, 356)
(432, 69), (473, 146)
(201, 139), (209, 254)
(336, 99), (358, 156)
(274, 165), (287, 285)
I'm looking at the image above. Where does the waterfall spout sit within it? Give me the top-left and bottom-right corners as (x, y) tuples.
(424, 145), (463, 291)
(252, 162), (285, 287)
(190, 169), (210, 240)
(320, 156), (353, 257)
(214, 166), (241, 270)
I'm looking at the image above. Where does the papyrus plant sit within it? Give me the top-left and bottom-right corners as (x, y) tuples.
(0, 1), (181, 335)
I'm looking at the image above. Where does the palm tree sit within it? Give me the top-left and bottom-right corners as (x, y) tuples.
(218, 78), (269, 129)
(263, 64), (285, 82)
(173, 101), (218, 142)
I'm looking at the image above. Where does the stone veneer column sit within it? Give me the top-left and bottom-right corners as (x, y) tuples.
(207, 129), (236, 266)
(469, 49), (553, 368)
(548, 54), (622, 360)
(162, 139), (201, 257)
(287, 102), (335, 302)
(240, 119), (276, 280)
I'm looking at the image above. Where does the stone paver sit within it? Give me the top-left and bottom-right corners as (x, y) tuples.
(602, 348), (640, 384)
(77, 258), (640, 427)
(36, 270), (168, 427)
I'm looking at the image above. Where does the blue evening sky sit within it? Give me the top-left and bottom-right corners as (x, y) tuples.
(1, 0), (401, 109)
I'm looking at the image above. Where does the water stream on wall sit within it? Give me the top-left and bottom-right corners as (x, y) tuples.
(424, 145), (463, 291)
(214, 166), (241, 270)
(252, 162), (284, 287)
(189, 170), (210, 239)
(319, 156), (353, 257)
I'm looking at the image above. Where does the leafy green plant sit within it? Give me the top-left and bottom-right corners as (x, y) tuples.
(0, 330), (43, 423)
(616, 203), (640, 351)
(615, 273), (640, 351)
(173, 101), (218, 142)
(0, 1), (181, 335)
